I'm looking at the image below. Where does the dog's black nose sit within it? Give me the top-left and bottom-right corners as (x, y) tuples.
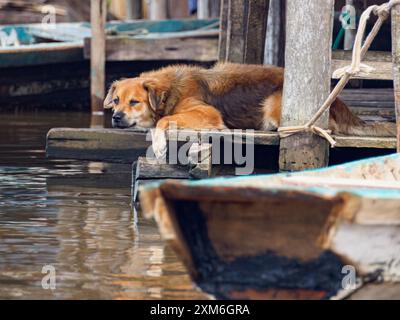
(112, 113), (123, 122)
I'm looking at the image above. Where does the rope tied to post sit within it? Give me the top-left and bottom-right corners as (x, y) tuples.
(278, 0), (400, 147)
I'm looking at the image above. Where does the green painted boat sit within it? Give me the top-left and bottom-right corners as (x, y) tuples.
(140, 153), (400, 300)
(0, 19), (219, 68)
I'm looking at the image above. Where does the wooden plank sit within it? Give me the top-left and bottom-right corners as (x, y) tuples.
(218, 0), (229, 61)
(126, 0), (143, 19)
(332, 60), (393, 80)
(149, 0), (168, 20)
(132, 156), (190, 211)
(349, 107), (395, 122)
(225, 0), (246, 63)
(334, 135), (396, 149)
(166, 129), (397, 149)
(188, 142), (212, 178)
(225, 0), (270, 64)
(134, 157), (190, 179)
(332, 50), (393, 62)
(392, 3), (400, 152)
(209, 0), (221, 18)
(84, 37), (218, 62)
(244, 0), (270, 64)
(46, 128), (151, 163)
(45, 126), (397, 167)
(279, 0), (334, 171)
(197, 0), (210, 19)
(90, 0), (107, 114)
(166, 128), (280, 146)
(332, 51), (393, 80)
(264, 0), (286, 66)
(339, 88), (395, 108)
(168, 0), (189, 18)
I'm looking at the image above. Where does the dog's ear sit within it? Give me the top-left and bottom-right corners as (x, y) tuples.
(143, 80), (168, 114)
(104, 81), (118, 109)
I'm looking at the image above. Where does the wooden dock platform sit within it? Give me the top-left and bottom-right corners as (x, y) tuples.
(46, 128), (151, 163)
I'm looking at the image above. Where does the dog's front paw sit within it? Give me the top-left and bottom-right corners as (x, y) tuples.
(151, 129), (167, 160)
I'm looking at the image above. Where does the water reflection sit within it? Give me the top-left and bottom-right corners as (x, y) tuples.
(0, 112), (206, 300)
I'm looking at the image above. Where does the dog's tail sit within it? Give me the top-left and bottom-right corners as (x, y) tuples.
(329, 98), (397, 137)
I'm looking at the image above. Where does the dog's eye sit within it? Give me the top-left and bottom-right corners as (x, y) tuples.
(113, 97), (120, 105)
(130, 100), (139, 106)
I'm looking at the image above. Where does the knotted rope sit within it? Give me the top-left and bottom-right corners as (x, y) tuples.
(278, 0), (400, 147)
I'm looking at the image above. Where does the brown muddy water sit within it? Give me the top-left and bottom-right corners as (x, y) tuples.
(0, 111), (206, 300)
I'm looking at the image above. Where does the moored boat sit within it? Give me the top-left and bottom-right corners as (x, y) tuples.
(140, 153), (400, 300)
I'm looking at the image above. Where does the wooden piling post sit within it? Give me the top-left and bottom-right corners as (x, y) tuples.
(90, 0), (107, 115)
(218, 0), (229, 61)
(168, 0), (189, 18)
(126, 0), (142, 19)
(264, 0), (286, 66)
(149, 0), (168, 20)
(209, 0), (221, 18)
(392, 3), (400, 152)
(279, 0), (334, 171)
(198, 0), (210, 19)
(225, 0), (270, 64)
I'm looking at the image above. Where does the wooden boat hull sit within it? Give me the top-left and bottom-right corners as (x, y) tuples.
(140, 154), (400, 299)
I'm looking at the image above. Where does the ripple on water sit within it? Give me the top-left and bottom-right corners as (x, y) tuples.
(0, 112), (206, 300)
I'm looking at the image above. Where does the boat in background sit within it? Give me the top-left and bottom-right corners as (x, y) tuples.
(140, 153), (400, 300)
(0, 19), (219, 68)
(0, 19), (218, 111)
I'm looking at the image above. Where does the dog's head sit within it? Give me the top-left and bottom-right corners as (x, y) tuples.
(104, 77), (176, 129)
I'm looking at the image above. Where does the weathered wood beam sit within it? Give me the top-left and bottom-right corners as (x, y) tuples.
(149, 0), (168, 20)
(392, 3), (400, 152)
(332, 60), (393, 80)
(126, 0), (142, 19)
(46, 128), (151, 163)
(132, 157), (191, 209)
(209, 0), (222, 18)
(264, 0), (286, 66)
(225, 0), (270, 64)
(332, 50), (393, 80)
(90, 0), (107, 114)
(244, 0), (270, 64)
(197, 0), (210, 19)
(218, 0), (229, 61)
(188, 142), (212, 178)
(279, 0), (334, 171)
(165, 128), (397, 149)
(168, 0), (189, 18)
(197, 0), (220, 19)
(84, 36), (218, 62)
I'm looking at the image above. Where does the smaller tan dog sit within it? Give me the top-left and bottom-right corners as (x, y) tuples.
(104, 63), (396, 159)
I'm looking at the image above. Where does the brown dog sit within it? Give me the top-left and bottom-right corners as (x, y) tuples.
(104, 63), (396, 157)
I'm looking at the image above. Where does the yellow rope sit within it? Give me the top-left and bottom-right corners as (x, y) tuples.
(278, 0), (400, 147)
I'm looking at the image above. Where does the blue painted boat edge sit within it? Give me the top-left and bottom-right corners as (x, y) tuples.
(139, 153), (400, 199)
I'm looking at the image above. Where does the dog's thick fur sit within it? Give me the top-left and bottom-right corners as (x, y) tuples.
(104, 63), (397, 137)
